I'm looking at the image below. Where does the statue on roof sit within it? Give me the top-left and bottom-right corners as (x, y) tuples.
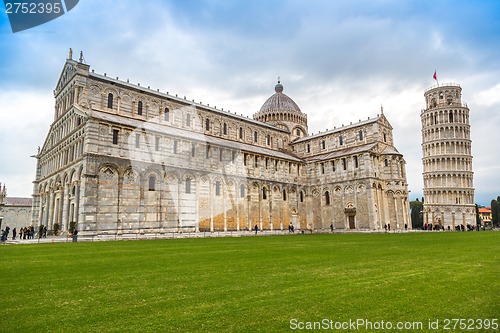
(69, 48), (73, 60)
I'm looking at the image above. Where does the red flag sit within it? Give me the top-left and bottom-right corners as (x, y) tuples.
(433, 70), (437, 80)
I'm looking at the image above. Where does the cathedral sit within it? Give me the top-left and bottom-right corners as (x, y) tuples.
(31, 52), (410, 235)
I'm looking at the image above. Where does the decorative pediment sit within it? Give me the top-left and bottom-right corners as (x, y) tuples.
(55, 60), (78, 95)
(377, 114), (393, 130)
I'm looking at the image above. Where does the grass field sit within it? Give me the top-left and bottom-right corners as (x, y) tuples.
(1, 232), (498, 332)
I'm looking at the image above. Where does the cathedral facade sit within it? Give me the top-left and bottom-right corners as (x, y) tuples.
(31, 54), (410, 235)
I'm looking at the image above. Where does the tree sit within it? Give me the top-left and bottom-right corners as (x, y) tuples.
(492, 199), (499, 227)
(497, 196), (500, 227)
(475, 204), (481, 225)
(410, 200), (423, 229)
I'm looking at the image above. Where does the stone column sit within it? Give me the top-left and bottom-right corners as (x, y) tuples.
(48, 188), (55, 229)
(209, 179), (214, 232)
(223, 183), (227, 232)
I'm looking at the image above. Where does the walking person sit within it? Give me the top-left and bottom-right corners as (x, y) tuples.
(12, 227), (16, 240)
(254, 224), (258, 234)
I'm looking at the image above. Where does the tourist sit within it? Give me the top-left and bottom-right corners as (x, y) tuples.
(254, 224), (258, 234)
(12, 227), (16, 240)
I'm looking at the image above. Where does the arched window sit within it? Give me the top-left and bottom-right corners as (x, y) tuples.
(267, 135), (271, 145)
(137, 101), (143, 115)
(215, 181), (221, 196)
(262, 187), (267, 200)
(307, 144), (310, 153)
(339, 135), (343, 145)
(240, 184), (245, 198)
(164, 108), (170, 121)
(282, 189), (287, 201)
(359, 130), (363, 141)
(321, 140), (325, 149)
(239, 127), (243, 139)
(185, 178), (191, 194)
(325, 191), (331, 205)
(205, 119), (210, 131)
(107, 93), (113, 108)
(223, 123), (228, 135)
(254, 131), (258, 143)
(300, 191), (304, 203)
(148, 175), (156, 191)
(112, 129), (119, 145)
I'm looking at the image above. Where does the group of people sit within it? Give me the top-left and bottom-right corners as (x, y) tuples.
(0, 225), (48, 241)
(422, 223), (484, 231)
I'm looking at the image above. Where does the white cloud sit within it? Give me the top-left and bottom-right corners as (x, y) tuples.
(0, 0), (499, 204)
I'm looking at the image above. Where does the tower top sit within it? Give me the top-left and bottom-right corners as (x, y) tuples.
(424, 84), (464, 110)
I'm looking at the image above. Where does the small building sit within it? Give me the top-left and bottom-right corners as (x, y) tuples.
(478, 207), (492, 225)
(0, 183), (33, 232)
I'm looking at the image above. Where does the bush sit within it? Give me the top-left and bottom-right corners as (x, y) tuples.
(69, 222), (76, 234)
(53, 223), (60, 236)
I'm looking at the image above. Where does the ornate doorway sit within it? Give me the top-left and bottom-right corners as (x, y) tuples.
(344, 203), (356, 230)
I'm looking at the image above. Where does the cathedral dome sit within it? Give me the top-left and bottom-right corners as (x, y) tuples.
(258, 82), (302, 114)
(253, 80), (308, 137)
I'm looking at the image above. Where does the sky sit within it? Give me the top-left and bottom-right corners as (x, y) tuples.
(0, 0), (499, 205)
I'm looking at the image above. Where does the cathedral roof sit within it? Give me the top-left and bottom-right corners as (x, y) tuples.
(85, 108), (303, 163)
(257, 81), (302, 115)
(293, 116), (381, 144)
(305, 143), (377, 162)
(4, 197), (32, 207)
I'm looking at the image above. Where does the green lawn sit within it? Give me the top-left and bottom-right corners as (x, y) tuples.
(1, 232), (498, 332)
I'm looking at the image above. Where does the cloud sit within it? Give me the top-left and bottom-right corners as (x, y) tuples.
(0, 0), (499, 203)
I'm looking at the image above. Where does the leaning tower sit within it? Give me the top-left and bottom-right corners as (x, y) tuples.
(421, 84), (475, 229)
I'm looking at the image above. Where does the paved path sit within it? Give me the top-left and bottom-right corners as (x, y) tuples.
(1, 228), (424, 245)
